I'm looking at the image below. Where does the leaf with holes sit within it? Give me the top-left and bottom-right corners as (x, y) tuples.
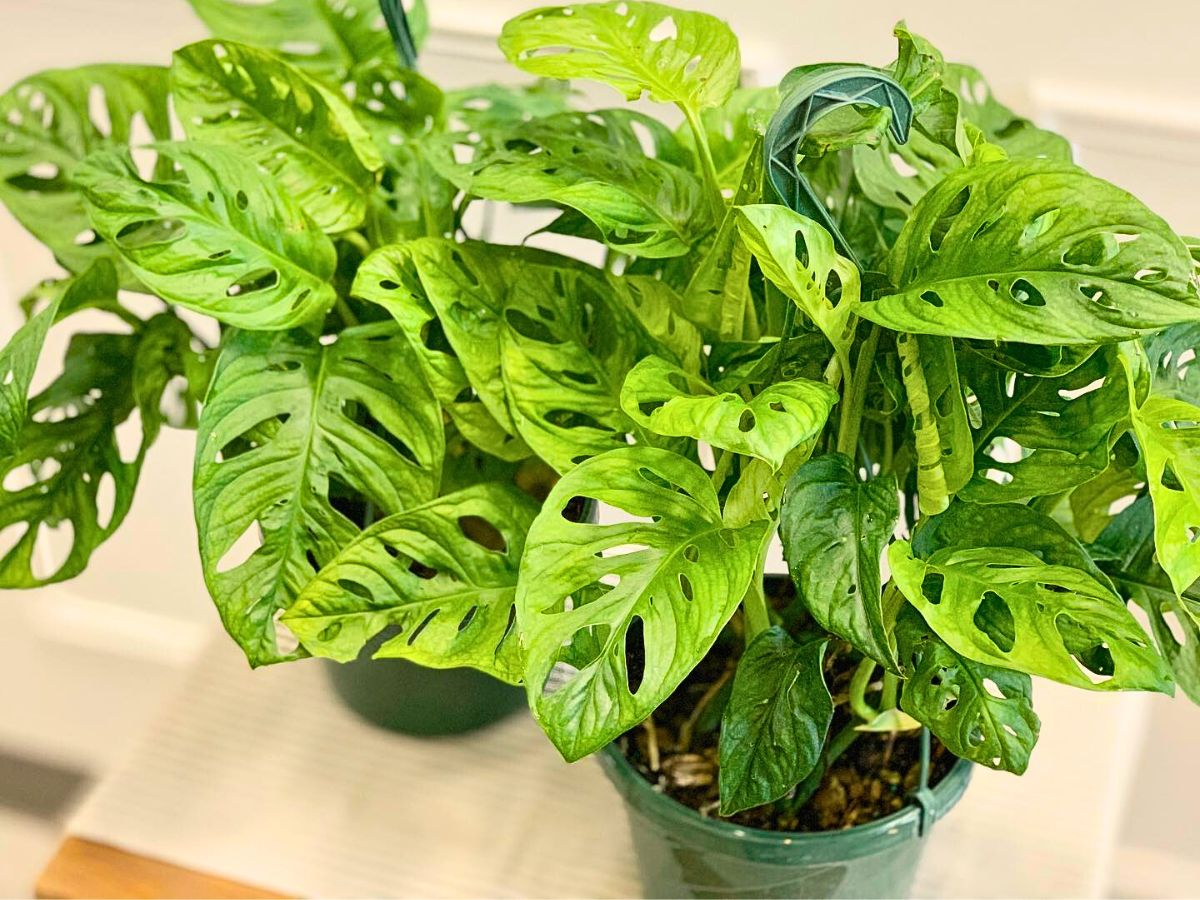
(864, 160), (1200, 342)
(888, 540), (1171, 693)
(518, 446), (772, 761)
(283, 484), (537, 681)
(959, 348), (1128, 503)
(1129, 394), (1200, 599)
(896, 605), (1039, 774)
(735, 204), (862, 374)
(193, 323), (443, 666)
(0, 64), (171, 283)
(718, 628), (831, 814)
(498, 1), (739, 113)
(621, 356), (837, 470)
(429, 110), (712, 258)
(945, 63), (1071, 162)
(852, 129), (961, 215)
(610, 276), (703, 373)
(443, 79), (572, 132)
(780, 454), (900, 670)
(1141, 322), (1200, 407)
(187, 0), (428, 78)
(172, 40), (381, 234)
(77, 142), (337, 330)
(353, 240), (530, 462)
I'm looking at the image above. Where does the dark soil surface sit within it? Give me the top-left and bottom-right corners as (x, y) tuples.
(617, 578), (955, 833)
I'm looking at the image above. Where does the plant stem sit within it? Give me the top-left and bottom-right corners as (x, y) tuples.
(342, 230), (372, 258)
(677, 663), (734, 751)
(836, 323), (880, 458)
(741, 545), (772, 641)
(849, 657), (879, 722)
(787, 721), (862, 811)
(881, 670), (899, 711)
(681, 105), (725, 222)
(335, 296), (360, 329)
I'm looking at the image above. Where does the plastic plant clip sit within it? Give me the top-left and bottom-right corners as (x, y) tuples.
(763, 65), (913, 265)
(379, 0), (419, 69)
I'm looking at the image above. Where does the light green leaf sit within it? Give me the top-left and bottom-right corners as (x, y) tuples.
(676, 88), (778, 190)
(735, 203), (862, 374)
(0, 65), (171, 282)
(518, 446), (771, 761)
(187, 0), (427, 77)
(896, 605), (1039, 774)
(443, 80), (573, 132)
(77, 142), (336, 329)
(172, 40), (381, 234)
(283, 484), (538, 682)
(620, 356), (837, 470)
(852, 129), (961, 214)
(430, 110), (712, 258)
(945, 63), (1072, 162)
(889, 540), (1172, 693)
(780, 453), (900, 669)
(718, 629), (831, 815)
(498, 1), (739, 112)
(610, 276), (703, 373)
(193, 323), (443, 666)
(866, 160), (1200, 342)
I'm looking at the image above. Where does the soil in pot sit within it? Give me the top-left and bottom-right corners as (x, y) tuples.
(616, 576), (956, 833)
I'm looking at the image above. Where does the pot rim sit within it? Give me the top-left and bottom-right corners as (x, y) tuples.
(599, 741), (973, 849)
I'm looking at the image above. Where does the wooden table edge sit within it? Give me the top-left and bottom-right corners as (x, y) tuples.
(37, 837), (292, 900)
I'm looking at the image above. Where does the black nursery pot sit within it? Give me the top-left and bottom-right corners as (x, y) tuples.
(600, 747), (972, 899)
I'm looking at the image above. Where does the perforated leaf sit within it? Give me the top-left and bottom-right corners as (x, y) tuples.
(77, 142), (336, 329)
(283, 484), (537, 681)
(945, 63), (1071, 162)
(889, 540), (1171, 693)
(718, 629), (831, 815)
(621, 356), (837, 471)
(0, 65), (171, 281)
(866, 160), (1200, 342)
(960, 349), (1127, 503)
(498, 1), (739, 112)
(896, 605), (1039, 774)
(430, 110), (711, 258)
(187, 0), (428, 77)
(610, 276), (702, 373)
(172, 40), (381, 233)
(518, 447), (771, 761)
(193, 323), (443, 667)
(852, 130), (961, 214)
(780, 453), (900, 669)
(735, 204), (862, 374)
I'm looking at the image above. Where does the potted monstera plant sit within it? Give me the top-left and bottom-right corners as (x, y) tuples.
(2, 0), (1199, 897)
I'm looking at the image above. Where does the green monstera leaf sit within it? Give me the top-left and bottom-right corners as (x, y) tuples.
(499, 1), (739, 113)
(77, 142), (337, 329)
(735, 204), (863, 375)
(620, 356), (837, 470)
(960, 348), (1128, 503)
(187, 0), (428, 78)
(172, 40), (382, 234)
(945, 63), (1071, 162)
(889, 540), (1172, 693)
(282, 484), (537, 682)
(518, 446), (771, 761)
(852, 129), (961, 216)
(0, 65), (171, 281)
(864, 160), (1200, 343)
(780, 454), (900, 670)
(896, 605), (1040, 774)
(193, 323), (443, 666)
(718, 629), (832, 815)
(430, 110), (712, 258)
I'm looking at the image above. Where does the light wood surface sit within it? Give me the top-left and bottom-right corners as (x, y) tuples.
(36, 838), (289, 900)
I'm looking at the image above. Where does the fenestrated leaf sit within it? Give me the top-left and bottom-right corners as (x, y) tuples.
(620, 356), (837, 471)
(498, 1), (739, 112)
(77, 142), (337, 329)
(852, 129), (961, 214)
(443, 80), (573, 132)
(735, 204), (862, 375)
(945, 63), (1071, 162)
(187, 0), (428, 78)
(282, 484), (538, 682)
(0, 65), (171, 281)
(353, 241), (530, 462)
(889, 540), (1172, 693)
(518, 446), (772, 761)
(172, 40), (381, 233)
(1142, 322), (1200, 407)
(780, 453), (900, 670)
(896, 605), (1039, 774)
(959, 348), (1128, 503)
(865, 160), (1200, 342)
(718, 628), (832, 814)
(193, 323), (443, 667)
(610, 276), (702, 373)
(429, 110), (712, 258)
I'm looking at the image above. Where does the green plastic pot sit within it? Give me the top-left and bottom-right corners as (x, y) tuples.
(599, 745), (972, 899)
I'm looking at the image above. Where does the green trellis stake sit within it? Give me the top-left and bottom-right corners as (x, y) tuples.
(379, 0), (419, 69)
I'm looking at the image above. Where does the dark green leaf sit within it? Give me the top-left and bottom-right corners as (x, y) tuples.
(718, 628), (832, 814)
